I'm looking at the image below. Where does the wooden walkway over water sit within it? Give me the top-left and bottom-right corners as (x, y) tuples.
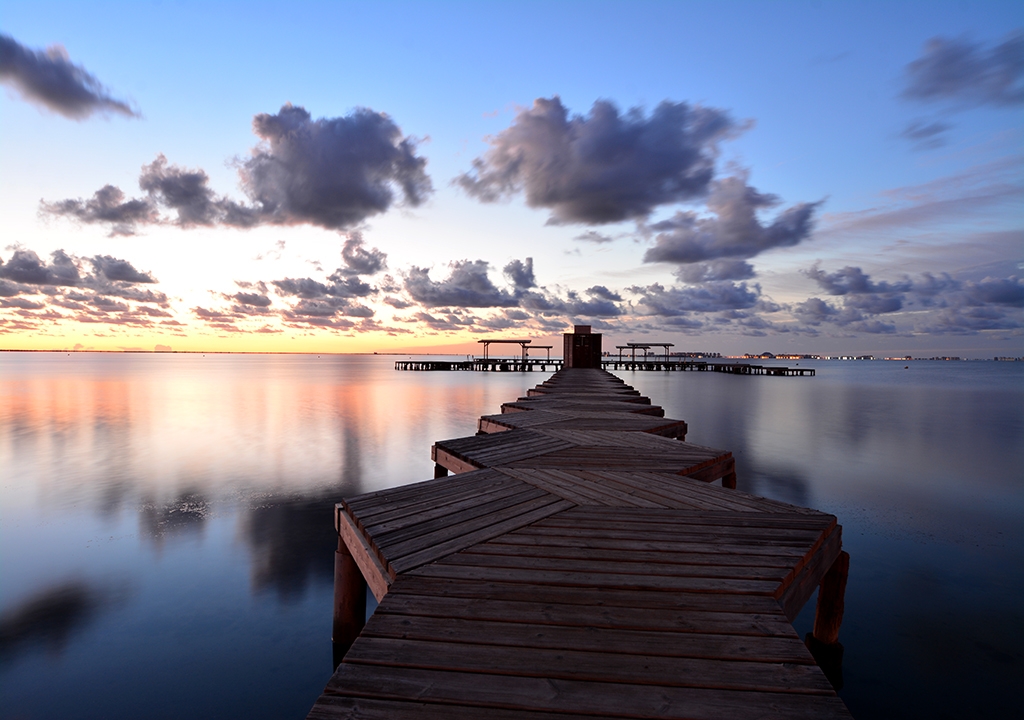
(309, 368), (849, 719)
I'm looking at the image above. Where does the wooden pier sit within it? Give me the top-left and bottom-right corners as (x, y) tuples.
(395, 359), (562, 372)
(396, 358), (814, 376)
(309, 353), (850, 718)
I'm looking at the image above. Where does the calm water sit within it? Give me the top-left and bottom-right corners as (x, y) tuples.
(1, 354), (1022, 719)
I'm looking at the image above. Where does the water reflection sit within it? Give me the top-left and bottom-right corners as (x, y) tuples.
(139, 491), (210, 546)
(0, 580), (128, 664)
(2, 355), (1021, 719)
(244, 494), (341, 601)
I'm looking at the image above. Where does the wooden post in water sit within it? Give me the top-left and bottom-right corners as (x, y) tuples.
(813, 550), (850, 645)
(805, 550), (850, 690)
(332, 535), (366, 663)
(722, 469), (737, 490)
(434, 463), (448, 478)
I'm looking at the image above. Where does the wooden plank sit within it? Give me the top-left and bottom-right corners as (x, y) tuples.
(378, 494), (569, 557)
(384, 577), (788, 617)
(360, 613), (816, 664)
(352, 475), (524, 527)
(386, 499), (575, 574)
(438, 551), (792, 582)
(408, 561), (782, 595)
(486, 531), (811, 559)
(323, 664), (853, 719)
(504, 467), (669, 507)
(343, 637), (836, 695)
(308, 695), (597, 720)
(461, 541), (804, 569)
(361, 480), (539, 536)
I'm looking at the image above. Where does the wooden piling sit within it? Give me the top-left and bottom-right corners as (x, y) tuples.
(331, 536), (367, 657)
(813, 550), (850, 645)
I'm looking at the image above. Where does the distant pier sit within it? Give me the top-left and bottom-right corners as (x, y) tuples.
(396, 358), (814, 376)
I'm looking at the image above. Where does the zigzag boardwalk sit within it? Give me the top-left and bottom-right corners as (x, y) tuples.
(309, 368), (852, 719)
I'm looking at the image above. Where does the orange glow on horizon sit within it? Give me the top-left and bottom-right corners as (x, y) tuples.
(0, 326), (566, 355)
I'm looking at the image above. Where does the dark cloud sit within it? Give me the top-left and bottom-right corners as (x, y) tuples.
(805, 264), (912, 295)
(962, 276), (1024, 307)
(0, 248), (170, 333)
(574, 231), (614, 244)
(339, 233), (386, 276)
(630, 281), (760, 316)
(403, 260), (519, 308)
(233, 292), (272, 308)
(901, 119), (951, 149)
(0, 34), (138, 119)
(515, 289), (623, 318)
(586, 285), (622, 302)
(1, 297), (46, 310)
(241, 104), (431, 229)
(796, 266), (1023, 336)
(921, 306), (1023, 333)
(44, 104), (431, 234)
(903, 32), (1024, 107)
(456, 96), (736, 224)
(843, 293), (904, 314)
(0, 279), (23, 297)
(138, 155), (259, 228)
(502, 257), (536, 291)
(383, 296), (413, 309)
(89, 255), (155, 284)
(0, 249), (80, 285)
(271, 273), (373, 300)
(40, 184), (157, 237)
(643, 175), (819, 264)
(675, 259), (756, 283)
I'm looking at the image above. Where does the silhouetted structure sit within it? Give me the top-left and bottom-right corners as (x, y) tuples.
(562, 324), (602, 368)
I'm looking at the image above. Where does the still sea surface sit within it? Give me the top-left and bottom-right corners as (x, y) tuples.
(1, 353), (1021, 719)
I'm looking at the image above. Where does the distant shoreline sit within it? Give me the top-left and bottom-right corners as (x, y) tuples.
(1, 349), (1019, 361)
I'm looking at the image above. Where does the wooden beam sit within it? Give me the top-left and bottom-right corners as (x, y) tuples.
(431, 446), (482, 475)
(332, 535), (367, 657)
(813, 550), (850, 645)
(335, 506), (392, 601)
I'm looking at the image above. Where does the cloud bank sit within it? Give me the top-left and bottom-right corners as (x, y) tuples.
(0, 33), (138, 119)
(43, 104), (431, 234)
(643, 175), (820, 266)
(904, 32), (1024, 108)
(0, 249), (171, 335)
(456, 96), (736, 225)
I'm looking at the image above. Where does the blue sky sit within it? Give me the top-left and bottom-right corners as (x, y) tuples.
(1, 1), (1021, 356)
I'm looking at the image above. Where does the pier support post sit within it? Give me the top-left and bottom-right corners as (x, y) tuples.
(434, 463), (449, 478)
(805, 550), (849, 690)
(332, 535), (367, 665)
(722, 471), (737, 490)
(813, 550), (849, 645)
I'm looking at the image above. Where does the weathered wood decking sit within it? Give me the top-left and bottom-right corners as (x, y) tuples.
(309, 368), (850, 719)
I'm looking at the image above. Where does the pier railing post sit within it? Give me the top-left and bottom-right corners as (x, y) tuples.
(332, 534), (367, 664)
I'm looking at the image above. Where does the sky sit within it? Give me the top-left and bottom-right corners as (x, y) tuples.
(1, 0), (1021, 357)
